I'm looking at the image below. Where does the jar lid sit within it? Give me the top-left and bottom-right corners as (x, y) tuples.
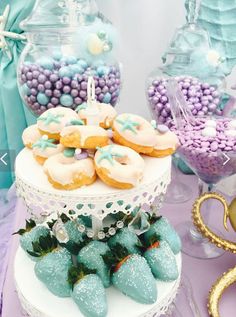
(20, 0), (98, 31)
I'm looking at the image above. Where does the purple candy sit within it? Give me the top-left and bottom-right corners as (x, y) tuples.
(75, 151), (89, 160)
(19, 60), (121, 115)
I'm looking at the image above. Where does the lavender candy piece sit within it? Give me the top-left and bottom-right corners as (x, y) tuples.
(75, 151), (89, 160)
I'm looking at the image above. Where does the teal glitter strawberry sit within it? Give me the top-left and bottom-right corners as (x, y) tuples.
(108, 227), (141, 255)
(143, 216), (181, 254)
(68, 265), (108, 317)
(110, 244), (157, 304)
(47, 214), (85, 255)
(14, 219), (50, 261)
(78, 241), (111, 288)
(141, 233), (179, 281)
(30, 234), (72, 297)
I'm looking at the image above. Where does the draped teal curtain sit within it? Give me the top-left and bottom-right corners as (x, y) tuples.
(0, 0), (36, 189)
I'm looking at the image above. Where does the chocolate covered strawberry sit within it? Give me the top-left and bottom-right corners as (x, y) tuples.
(78, 241), (111, 288)
(110, 244), (157, 304)
(141, 233), (179, 281)
(68, 265), (108, 317)
(108, 227), (141, 255)
(144, 216), (181, 254)
(30, 233), (72, 297)
(15, 219), (50, 261)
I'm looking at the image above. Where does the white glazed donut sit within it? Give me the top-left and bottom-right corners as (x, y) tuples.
(60, 125), (109, 149)
(148, 125), (179, 158)
(94, 144), (145, 189)
(44, 149), (96, 190)
(37, 107), (78, 140)
(76, 102), (117, 128)
(32, 135), (64, 165)
(112, 113), (156, 154)
(22, 124), (42, 149)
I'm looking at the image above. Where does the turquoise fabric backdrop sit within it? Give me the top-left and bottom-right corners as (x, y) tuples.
(0, 0), (36, 189)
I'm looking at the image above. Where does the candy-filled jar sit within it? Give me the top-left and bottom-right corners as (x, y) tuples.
(146, 0), (226, 125)
(17, 0), (121, 116)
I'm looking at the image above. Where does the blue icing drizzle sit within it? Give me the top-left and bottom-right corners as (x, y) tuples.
(116, 116), (140, 134)
(38, 113), (64, 125)
(97, 146), (124, 165)
(76, 103), (88, 112)
(32, 137), (57, 150)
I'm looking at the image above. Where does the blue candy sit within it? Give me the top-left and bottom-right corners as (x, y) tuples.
(60, 94), (74, 107)
(52, 51), (62, 61)
(65, 56), (77, 65)
(69, 64), (84, 75)
(77, 59), (88, 69)
(38, 57), (54, 70)
(97, 66), (109, 77)
(59, 66), (73, 78)
(37, 93), (49, 105)
(22, 84), (31, 96)
(103, 92), (112, 103)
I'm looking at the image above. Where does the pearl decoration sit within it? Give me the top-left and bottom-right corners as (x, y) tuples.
(108, 227), (116, 236)
(116, 221), (124, 229)
(42, 135), (49, 141)
(87, 230), (95, 238)
(98, 231), (106, 240)
(78, 224), (85, 233)
(75, 148), (82, 155)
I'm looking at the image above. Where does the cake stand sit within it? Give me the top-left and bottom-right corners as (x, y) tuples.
(15, 247), (181, 317)
(15, 149), (172, 231)
(14, 148), (181, 316)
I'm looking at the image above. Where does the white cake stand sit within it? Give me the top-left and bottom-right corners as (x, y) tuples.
(15, 149), (171, 230)
(14, 148), (181, 316)
(15, 247), (181, 317)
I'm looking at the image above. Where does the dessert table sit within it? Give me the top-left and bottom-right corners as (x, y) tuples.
(1, 172), (236, 317)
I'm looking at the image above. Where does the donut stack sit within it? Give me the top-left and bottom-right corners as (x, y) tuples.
(22, 105), (179, 190)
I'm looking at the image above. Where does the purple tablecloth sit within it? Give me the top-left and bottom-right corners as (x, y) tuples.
(1, 174), (236, 317)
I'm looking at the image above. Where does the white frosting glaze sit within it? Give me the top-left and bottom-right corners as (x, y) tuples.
(61, 125), (108, 146)
(33, 143), (64, 158)
(37, 107), (78, 134)
(113, 113), (156, 147)
(154, 131), (179, 150)
(22, 125), (42, 146)
(44, 154), (95, 185)
(78, 103), (117, 126)
(95, 145), (145, 186)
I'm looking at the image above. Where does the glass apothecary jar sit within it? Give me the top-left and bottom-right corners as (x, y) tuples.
(146, 0), (226, 125)
(17, 0), (121, 116)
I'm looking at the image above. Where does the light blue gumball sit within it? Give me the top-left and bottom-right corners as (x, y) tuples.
(22, 84), (31, 96)
(93, 60), (105, 68)
(37, 93), (49, 105)
(77, 59), (88, 69)
(66, 56), (77, 65)
(97, 66), (109, 77)
(52, 51), (62, 61)
(69, 64), (84, 75)
(60, 94), (74, 107)
(59, 66), (73, 78)
(38, 57), (54, 70)
(103, 92), (112, 103)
